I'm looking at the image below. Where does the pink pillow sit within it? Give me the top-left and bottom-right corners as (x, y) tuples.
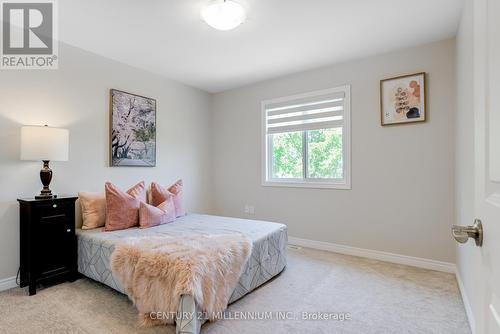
(139, 196), (176, 229)
(104, 181), (146, 231)
(79, 192), (106, 230)
(151, 179), (186, 217)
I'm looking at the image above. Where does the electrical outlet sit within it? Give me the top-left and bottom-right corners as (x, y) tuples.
(244, 204), (255, 214)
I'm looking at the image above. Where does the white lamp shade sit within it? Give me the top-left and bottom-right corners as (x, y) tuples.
(20, 126), (69, 161)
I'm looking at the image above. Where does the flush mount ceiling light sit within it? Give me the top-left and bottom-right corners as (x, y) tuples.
(201, 0), (246, 31)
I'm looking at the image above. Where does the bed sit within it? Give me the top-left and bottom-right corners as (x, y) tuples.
(76, 213), (287, 334)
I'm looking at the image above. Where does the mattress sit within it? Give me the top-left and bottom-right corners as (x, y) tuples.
(77, 214), (287, 332)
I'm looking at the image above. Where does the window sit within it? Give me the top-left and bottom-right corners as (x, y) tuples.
(262, 85), (351, 189)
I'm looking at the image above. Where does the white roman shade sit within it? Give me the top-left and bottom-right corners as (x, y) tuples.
(264, 87), (348, 134)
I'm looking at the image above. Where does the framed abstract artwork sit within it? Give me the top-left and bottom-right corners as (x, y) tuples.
(110, 89), (156, 167)
(380, 72), (426, 126)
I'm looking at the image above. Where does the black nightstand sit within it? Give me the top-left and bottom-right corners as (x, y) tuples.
(17, 196), (78, 295)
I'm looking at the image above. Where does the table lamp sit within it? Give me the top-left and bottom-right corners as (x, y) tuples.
(20, 125), (69, 199)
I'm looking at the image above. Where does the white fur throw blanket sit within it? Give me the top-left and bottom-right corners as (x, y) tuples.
(111, 234), (252, 326)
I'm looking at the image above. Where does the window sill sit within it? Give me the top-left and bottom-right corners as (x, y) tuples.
(262, 180), (351, 190)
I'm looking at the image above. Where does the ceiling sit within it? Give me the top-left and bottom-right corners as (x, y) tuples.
(59, 0), (463, 93)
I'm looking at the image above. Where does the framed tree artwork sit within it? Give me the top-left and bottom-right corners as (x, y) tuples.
(110, 89), (156, 167)
(380, 72), (426, 126)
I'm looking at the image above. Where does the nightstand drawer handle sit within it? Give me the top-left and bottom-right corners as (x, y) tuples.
(66, 229), (71, 233)
(52, 204), (57, 208)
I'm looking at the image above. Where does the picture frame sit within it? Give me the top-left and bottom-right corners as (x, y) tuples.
(380, 72), (426, 126)
(109, 89), (157, 167)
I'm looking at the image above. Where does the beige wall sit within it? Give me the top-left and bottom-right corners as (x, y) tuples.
(0, 38), (459, 282)
(212, 39), (457, 263)
(0, 43), (214, 280)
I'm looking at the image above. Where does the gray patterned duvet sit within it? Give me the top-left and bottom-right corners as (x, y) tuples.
(77, 214), (287, 334)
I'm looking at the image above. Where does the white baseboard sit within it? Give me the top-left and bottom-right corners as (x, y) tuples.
(288, 236), (456, 273)
(455, 269), (476, 334)
(0, 276), (17, 292)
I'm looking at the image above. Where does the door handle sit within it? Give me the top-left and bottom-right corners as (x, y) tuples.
(452, 219), (483, 247)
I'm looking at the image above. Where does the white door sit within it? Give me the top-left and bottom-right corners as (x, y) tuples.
(474, 0), (500, 333)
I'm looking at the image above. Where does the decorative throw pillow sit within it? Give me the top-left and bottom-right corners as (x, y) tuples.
(79, 192), (106, 230)
(139, 195), (176, 229)
(104, 181), (146, 231)
(151, 179), (186, 217)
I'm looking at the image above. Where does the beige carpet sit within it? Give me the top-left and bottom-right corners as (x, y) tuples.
(0, 247), (470, 334)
